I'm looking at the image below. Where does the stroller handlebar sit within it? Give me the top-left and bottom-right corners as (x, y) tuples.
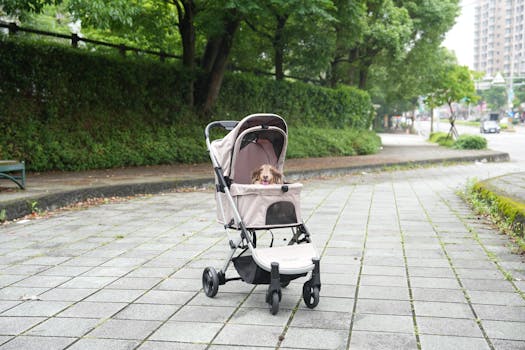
(205, 121), (239, 140)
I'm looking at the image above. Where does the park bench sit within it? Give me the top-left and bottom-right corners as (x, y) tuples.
(0, 160), (26, 189)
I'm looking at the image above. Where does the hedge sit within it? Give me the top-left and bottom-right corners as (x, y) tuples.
(0, 37), (374, 171)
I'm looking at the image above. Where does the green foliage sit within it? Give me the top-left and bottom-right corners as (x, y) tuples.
(429, 132), (487, 150)
(468, 181), (525, 252)
(217, 74), (373, 129)
(452, 134), (487, 150)
(477, 86), (507, 112)
(0, 38), (375, 171)
(287, 128), (381, 158)
(428, 132), (453, 147)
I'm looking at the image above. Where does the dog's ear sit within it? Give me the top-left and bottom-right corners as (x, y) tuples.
(251, 166), (262, 183)
(270, 166), (282, 183)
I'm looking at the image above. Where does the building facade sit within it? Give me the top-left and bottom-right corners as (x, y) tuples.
(474, 0), (525, 78)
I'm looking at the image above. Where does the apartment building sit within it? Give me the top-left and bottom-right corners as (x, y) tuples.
(474, 0), (525, 78)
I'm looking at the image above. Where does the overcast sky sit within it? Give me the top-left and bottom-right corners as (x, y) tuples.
(443, 0), (476, 68)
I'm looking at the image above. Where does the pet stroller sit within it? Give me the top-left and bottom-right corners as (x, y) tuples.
(202, 113), (321, 314)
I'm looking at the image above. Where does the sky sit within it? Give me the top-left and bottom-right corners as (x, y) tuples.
(443, 0), (476, 69)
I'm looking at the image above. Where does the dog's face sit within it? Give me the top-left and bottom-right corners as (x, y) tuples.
(251, 164), (283, 185)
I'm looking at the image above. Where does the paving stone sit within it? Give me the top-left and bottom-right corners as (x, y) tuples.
(473, 304), (525, 322)
(169, 305), (233, 323)
(38, 288), (97, 302)
(2, 300), (72, 317)
(0, 287), (50, 301)
(461, 279), (516, 292)
(491, 338), (525, 350)
(135, 290), (195, 305)
(114, 303), (179, 321)
(417, 317), (484, 337)
(359, 275), (408, 287)
(482, 320), (525, 341)
(138, 341), (207, 350)
(290, 310), (351, 330)
(0, 301), (20, 314)
(84, 289), (144, 303)
(348, 331), (418, 350)
(355, 298), (412, 316)
(67, 338), (140, 350)
(409, 277), (460, 289)
(150, 321), (223, 343)
(57, 301), (127, 318)
(107, 277), (162, 290)
(468, 291), (525, 306)
(229, 307), (291, 327)
(26, 317), (101, 337)
(0, 335), (76, 350)
(411, 287), (467, 303)
(87, 318), (161, 340)
(60, 276), (117, 289)
(353, 314), (414, 334)
(297, 296), (353, 313)
(0, 316), (45, 335)
(211, 324), (282, 347)
(413, 301), (473, 319)
(280, 327), (348, 349)
(358, 285), (409, 300)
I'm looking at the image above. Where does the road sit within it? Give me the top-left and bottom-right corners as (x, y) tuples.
(416, 120), (525, 162)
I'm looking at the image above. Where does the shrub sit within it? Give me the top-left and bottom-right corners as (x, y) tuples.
(453, 135), (487, 150)
(428, 132), (454, 147)
(0, 37), (376, 171)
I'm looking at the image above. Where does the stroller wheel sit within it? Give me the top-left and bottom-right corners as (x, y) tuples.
(302, 281), (320, 309)
(269, 291), (280, 315)
(202, 267), (219, 298)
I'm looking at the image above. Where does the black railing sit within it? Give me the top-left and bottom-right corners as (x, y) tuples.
(0, 21), (182, 61)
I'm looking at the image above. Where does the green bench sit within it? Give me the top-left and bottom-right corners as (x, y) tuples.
(0, 160), (26, 189)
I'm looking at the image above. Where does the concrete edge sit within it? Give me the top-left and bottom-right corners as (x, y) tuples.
(1, 151), (510, 221)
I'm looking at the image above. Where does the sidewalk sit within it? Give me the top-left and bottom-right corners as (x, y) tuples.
(0, 134), (512, 220)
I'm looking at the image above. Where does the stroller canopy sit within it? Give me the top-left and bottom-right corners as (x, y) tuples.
(211, 114), (288, 184)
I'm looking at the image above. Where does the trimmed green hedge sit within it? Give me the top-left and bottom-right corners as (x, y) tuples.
(0, 38), (374, 171)
(429, 132), (487, 150)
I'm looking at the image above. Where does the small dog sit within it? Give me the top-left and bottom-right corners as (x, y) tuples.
(251, 164), (283, 185)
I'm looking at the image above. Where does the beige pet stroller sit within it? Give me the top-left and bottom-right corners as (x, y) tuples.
(202, 113), (321, 314)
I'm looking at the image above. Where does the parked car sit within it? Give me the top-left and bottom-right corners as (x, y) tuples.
(480, 120), (500, 134)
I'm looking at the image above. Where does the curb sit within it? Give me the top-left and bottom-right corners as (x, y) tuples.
(1, 151), (510, 221)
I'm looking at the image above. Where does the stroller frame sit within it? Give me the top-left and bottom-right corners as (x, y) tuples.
(202, 114), (321, 314)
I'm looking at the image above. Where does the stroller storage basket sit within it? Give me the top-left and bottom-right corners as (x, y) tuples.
(233, 255), (307, 284)
(218, 183), (302, 229)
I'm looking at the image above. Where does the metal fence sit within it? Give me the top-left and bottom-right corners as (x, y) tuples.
(0, 21), (182, 61)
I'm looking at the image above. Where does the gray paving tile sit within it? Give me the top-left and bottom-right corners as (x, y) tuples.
(87, 318), (161, 340)
(229, 307), (291, 326)
(348, 331), (418, 350)
(358, 285), (409, 300)
(483, 320), (525, 341)
(0, 316), (45, 335)
(0, 335), (76, 350)
(0, 336), (12, 346)
(12, 275), (71, 288)
(212, 324), (281, 347)
(26, 317), (101, 337)
(84, 289), (144, 303)
(114, 303), (179, 321)
(353, 314), (414, 334)
(468, 290), (525, 306)
(2, 301), (72, 317)
(409, 277), (460, 289)
(150, 321), (223, 343)
(0, 287), (50, 301)
(491, 339), (525, 350)
(413, 301), (473, 318)
(67, 338), (140, 350)
(474, 304), (525, 322)
(0, 301), (20, 314)
(280, 327), (348, 349)
(412, 287), (466, 303)
(57, 301), (127, 318)
(38, 288), (97, 302)
(355, 298), (412, 316)
(420, 334), (490, 350)
(417, 317), (484, 337)
(106, 277), (162, 290)
(290, 310), (351, 330)
(136, 290), (195, 305)
(171, 305), (234, 323)
(138, 341), (207, 350)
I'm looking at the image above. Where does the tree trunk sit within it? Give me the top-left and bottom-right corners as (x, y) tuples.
(173, 0), (196, 107)
(430, 106), (434, 133)
(199, 16), (240, 115)
(273, 14), (288, 81)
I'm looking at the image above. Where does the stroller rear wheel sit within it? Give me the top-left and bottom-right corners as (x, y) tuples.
(269, 291), (280, 315)
(203, 267), (219, 297)
(302, 280), (320, 308)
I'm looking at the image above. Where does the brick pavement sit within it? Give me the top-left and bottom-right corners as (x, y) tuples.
(0, 161), (524, 349)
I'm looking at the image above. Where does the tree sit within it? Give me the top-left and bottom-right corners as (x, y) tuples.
(428, 64), (478, 139)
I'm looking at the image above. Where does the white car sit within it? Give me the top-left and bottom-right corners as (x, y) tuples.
(480, 120), (500, 133)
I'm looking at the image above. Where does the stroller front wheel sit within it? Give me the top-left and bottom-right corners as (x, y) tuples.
(269, 291), (280, 315)
(302, 281), (320, 308)
(203, 267), (219, 297)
